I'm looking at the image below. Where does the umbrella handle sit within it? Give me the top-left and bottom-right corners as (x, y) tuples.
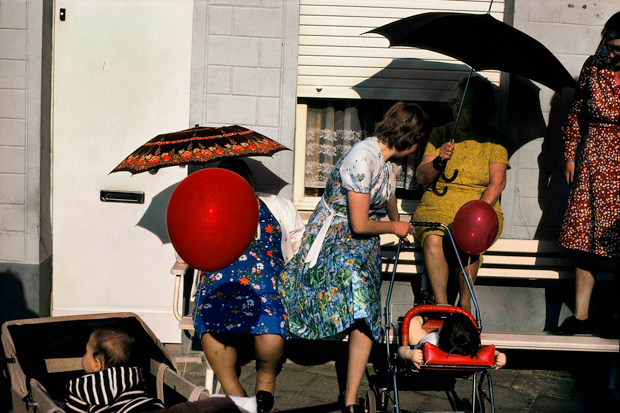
(441, 166), (458, 182)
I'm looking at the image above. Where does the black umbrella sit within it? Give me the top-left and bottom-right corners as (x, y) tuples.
(367, 12), (577, 94)
(368, 11), (577, 182)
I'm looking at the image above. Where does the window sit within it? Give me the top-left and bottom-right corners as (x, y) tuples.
(293, 98), (455, 211)
(293, 0), (506, 212)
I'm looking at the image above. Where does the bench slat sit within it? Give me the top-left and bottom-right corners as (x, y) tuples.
(382, 251), (574, 267)
(481, 332), (619, 352)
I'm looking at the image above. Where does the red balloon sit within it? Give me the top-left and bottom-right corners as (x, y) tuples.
(166, 168), (258, 272)
(453, 200), (499, 255)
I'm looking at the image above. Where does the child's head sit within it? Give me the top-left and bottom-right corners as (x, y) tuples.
(437, 313), (480, 358)
(82, 324), (137, 373)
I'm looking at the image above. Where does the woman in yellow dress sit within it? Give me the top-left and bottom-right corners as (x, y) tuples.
(413, 76), (509, 313)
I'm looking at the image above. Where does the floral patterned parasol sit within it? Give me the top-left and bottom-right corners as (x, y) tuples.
(111, 125), (289, 174)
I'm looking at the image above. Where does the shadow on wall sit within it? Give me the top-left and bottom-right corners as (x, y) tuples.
(0, 271), (38, 328)
(136, 181), (180, 244)
(536, 91), (575, 241)
(505, 75), (574, 241)
(191, 158), (289, 195)
(352, 58), (473, 100)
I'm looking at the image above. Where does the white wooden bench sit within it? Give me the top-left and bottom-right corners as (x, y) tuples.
(379, 234), (618, 352)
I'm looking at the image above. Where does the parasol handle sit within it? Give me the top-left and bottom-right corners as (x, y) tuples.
(441, 66), (473, 184)
(441, 166), (458, 182)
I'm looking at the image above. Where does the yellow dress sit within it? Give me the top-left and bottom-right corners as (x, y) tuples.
(412, 122), (509, 248)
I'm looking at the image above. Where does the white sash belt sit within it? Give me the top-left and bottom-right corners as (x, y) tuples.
(305, 198), (347, 268)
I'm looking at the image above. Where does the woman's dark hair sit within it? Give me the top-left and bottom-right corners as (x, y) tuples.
(454, 76), (496, 120)
(602, 11), (620, 41)
(375, 102), (430, 151)
(437, 313), (480, 358)
(91, 323), (138, 368)
(218, 158), (255, 189)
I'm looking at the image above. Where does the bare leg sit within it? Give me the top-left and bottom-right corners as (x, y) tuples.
(201, 333), (245, 397)
(423, 235), (450, 305)
(574, 266), (596, 320)
(457, 257), (480, 314)
(254, 334), (285, 394)
(344, 323), (373, 406)
(574, 253), (599, 320)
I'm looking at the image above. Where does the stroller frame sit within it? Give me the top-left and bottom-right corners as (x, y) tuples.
(377, 222), (495, 413)
(1, 312), (212, 413)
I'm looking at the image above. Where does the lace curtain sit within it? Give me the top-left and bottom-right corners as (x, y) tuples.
(304, 99), (421, 191)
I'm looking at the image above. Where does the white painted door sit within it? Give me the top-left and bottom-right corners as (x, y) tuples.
(52, 0), (193, 343)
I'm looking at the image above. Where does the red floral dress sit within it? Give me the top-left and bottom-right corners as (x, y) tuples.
(559, 54), (620, 258)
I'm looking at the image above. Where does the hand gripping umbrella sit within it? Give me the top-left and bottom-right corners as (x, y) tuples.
(367, 5), (577, 182)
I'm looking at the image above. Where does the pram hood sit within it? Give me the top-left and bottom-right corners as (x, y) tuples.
(1, 312), (177, 401)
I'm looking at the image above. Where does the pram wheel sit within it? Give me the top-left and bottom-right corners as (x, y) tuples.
(364, 390), (377, 413)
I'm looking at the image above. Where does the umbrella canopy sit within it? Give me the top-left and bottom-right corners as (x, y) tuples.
(367, 12), (577, 93)
(111, 125), (289, 174)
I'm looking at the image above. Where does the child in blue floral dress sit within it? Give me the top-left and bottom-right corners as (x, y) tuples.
(193, 159), (304, 412)
(279, 102), (429, 412)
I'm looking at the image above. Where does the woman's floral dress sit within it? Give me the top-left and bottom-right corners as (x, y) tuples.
(193, 200), (290, 339)
(279, 137), (398, 341)
(559, 54), (620, 258)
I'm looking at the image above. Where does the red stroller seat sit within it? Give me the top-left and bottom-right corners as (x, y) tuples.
(400, 305), (496, 370)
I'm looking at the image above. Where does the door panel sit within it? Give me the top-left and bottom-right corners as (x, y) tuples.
(52, 0), (193, 343)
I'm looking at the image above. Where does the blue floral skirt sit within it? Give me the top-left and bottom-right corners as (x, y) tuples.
(194, 290), (290, 340)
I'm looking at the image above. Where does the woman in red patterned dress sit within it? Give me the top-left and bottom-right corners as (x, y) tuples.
(554, 12), (620, 335)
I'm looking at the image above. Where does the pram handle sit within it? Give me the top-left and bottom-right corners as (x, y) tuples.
(409, 221), (443, 228)
(400, 305), (478, 347)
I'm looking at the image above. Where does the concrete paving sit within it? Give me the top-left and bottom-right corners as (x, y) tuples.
(167, 340), (620, 412)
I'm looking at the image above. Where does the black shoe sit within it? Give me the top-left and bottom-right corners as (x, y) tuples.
(417, 290), (435, 306)
(342, 405), (363, 413)
(552, 316), (594, 335)
(256, 391), (274, 413)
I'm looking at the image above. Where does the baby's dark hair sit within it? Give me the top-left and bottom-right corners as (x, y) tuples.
(90, 323), (137, 369)
(437, 313), (480, 358)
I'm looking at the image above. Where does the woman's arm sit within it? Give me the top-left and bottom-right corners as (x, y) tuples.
(348, 191), (412, 237)
(415, 142), (454, 185)
(480, 163), (507, 207)
(385, 195), (400, 222)
(562, 59), (590, 168)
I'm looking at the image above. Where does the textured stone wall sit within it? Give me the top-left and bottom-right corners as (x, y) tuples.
(189, 0), (299, 198)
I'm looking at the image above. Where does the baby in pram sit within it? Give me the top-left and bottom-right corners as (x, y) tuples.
(65, 323), (165, 413)
(397, 312), (507, 370)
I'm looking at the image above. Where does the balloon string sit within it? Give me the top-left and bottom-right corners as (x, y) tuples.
(465, 255), (473, 297)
